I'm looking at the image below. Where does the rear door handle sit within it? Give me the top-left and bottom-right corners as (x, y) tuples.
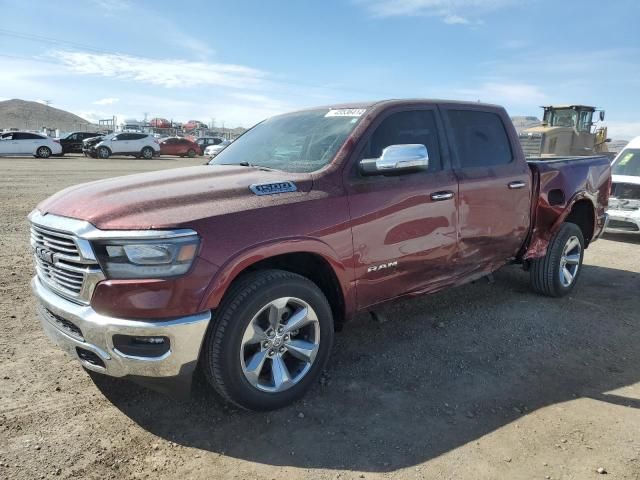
(508, 181), (526, 189)
(430, 191), (455, 201)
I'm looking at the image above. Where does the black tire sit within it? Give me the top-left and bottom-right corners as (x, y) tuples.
(36, 146), (51, 158)
(97, 147), (110, 159)
(530, 222), (585, 297)
(202, 269), (334, 411)
(187, 148), (196, 158)
(141, 147), (154, 159)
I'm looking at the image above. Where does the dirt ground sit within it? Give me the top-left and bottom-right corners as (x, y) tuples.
(1, 156), (639, 480)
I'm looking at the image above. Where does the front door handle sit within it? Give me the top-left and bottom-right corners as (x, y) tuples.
(430, 191), (455, 201)
(508, 181), (526, 189)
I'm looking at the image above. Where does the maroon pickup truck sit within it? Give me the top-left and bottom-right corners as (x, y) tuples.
(30, 100), (611, 410)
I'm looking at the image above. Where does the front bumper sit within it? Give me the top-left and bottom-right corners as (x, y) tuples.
(606, 209), (640, 233)
(32, 276), (211, 378)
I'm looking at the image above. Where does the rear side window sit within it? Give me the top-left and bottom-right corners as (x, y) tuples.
(15, 132), (44, 140)
(445, 110), (512, 168)
(363, 110), (442, 172)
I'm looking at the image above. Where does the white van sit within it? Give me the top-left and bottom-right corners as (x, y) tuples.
(607, 136), (640, 233)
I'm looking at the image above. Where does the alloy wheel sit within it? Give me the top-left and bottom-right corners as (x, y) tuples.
(240, 297), (320, 393)
(559, 235), (581, 287)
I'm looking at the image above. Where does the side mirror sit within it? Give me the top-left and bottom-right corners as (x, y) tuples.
(599, 111), (605, 121)
(360, 144), (429, 176)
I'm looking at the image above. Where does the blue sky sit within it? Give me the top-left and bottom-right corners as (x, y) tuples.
(1, 0), (639, 138)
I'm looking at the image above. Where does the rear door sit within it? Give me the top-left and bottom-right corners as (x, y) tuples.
(346, 106), (459, 308)
(14, 132), (37, 154)
(440, 104), (531, 276)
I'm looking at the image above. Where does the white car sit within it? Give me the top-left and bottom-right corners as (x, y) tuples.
(204, 139), (231, 158)
(0, 131), (62, 158)
(93, 132), (160, 159)
(607, 136), (640, 233)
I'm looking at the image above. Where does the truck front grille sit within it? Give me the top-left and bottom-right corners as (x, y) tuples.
(607, 219), (639, 232)
(30, 223), (103, 304)
(611, 182), (640, 200)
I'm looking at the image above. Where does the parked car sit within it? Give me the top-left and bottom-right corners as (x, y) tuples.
(606, 136), (640, 233)
(29, 100), (610, 411)
(88, 132), (160, 159)
(58, 131), (100, 155)
(160, 137), (202, 157)
(0, 131), (61, 158)
(204, 139), (230, 158)
(82, 135), (104, 157)
(195, 136), (224, 152)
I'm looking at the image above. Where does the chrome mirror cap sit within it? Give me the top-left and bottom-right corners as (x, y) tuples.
(360, 144), (429, 175)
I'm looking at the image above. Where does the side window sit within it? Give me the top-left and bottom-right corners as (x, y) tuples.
(134, 134), (148, 140)
(445, 110), (512, 168)
(577, 111), (592, 132)
(363, 110), (442, 171)
(213, 138), (222, 145)
(114, 134), (125, 140)
(67, 133), (77, 141)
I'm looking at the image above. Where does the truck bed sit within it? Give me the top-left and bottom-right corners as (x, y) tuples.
(523, 154), (611, 259)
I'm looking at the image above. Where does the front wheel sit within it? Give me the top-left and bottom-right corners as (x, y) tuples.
(201, 269), (334, 411)
(36, 146), (51, 158)
(141, 147), (154, 159)
(530, 222), (585, 297)
(97, 147), (110, 159)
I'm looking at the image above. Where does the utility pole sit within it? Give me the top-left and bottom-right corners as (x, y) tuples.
(43, 100), (51, 133)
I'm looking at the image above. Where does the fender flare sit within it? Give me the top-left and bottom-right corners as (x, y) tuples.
(197, 237), (354, 313)
(524, 190), (597, 260)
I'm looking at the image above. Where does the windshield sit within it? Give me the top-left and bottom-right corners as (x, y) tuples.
(545, 108), (578, 128)
(612, 148), (640, 177)
(209, 108), (365, 173)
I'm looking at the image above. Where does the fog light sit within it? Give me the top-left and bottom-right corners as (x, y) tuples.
(112, 334), (170, 358)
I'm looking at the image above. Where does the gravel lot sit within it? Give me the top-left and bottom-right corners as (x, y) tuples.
(1, 156), (639, 480)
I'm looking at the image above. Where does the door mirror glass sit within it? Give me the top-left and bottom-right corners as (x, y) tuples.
(360, 144), (429, 175)
(599, 110), (605, 121)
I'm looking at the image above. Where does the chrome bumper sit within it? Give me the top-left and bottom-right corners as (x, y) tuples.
(32, 276), (211, 378)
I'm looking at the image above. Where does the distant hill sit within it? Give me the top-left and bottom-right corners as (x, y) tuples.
(511, 116), (541, 133)
(0, 99), (97, 132)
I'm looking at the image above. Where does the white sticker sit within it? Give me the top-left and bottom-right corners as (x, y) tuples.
(325, 108), (366, 118)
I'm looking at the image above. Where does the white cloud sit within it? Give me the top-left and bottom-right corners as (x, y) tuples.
(604, 122), (640, 141)
(93, 97), (119, 105)
(50, 50), (265, 89)
(452, 81), (548, 107)
(357, 0), (516, 23)
(89, 0), (130, 12)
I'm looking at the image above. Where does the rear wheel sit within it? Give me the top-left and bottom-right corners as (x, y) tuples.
(530, 222), (585, 297)
(141, 147), (154, 159)
(97, 147), (110, 159)
(187, 148), (196, 158)
(36, 146), (51, 158)
(202, 269), (334, 411)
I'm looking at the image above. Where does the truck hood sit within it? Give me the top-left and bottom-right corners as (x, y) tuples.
(37, 165), (313, 230)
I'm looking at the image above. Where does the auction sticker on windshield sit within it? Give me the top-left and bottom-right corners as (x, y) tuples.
(325, 108), (366, 117)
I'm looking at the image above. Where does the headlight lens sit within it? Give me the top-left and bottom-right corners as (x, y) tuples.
(93, 236), (199, 279)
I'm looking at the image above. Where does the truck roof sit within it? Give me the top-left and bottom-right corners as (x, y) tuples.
(624, 136), (640, 149)
(295, 98), (505, 113)
(541, 105), (597, 110)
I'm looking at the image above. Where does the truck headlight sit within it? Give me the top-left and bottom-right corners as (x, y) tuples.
(92, 236), (200, 279)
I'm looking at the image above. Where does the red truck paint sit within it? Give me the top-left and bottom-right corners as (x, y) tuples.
(36, 100), (610, 323)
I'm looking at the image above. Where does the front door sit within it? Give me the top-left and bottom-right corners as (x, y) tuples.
(346, 107), (459, 309)
(440, 104), (531, 277)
